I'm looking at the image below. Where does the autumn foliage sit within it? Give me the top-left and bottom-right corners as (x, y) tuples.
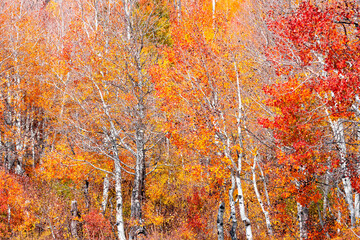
(1, 0), (360, 239)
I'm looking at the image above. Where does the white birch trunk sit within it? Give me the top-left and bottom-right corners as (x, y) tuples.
(322, 169), (330, 224)
(15, 110), (24, 175)
(70, 200), (81, 239)
(329, 119), (355, 227)
(258, 159), (271, 209)
(130, 104), (146, 223)
(175, 0), (181, 19)
(355, 108), (360, 220)
(7, 205), (11, 227)
(129, 121), (146, 239)
(115, 159), (126, 240)
(212, 0), (216, 18)
(297, 202), (308, 240)
(234, 58), (253, 240)
(84, 180), (90, 211)
(94, 74), (127, 240)
(235, 173), (253, 240)
(122, 0), (133, 41)
(252, 154), (273, 236)
(229, 171), (237, 240)
(102, 174), (110, 214)
(217, 201), (225, 240)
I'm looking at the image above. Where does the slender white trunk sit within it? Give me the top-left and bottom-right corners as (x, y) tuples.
(94, 76), (127, 240)
(235, 173), (253, 240)
(70, 200), (81, 239)
(356, 112), (360, 219)
(217, 202), (225, 240)
(297, 202), (308, 240)
(252, 154), (273, 236)
(329, 119), (355, 227)
(175, 0), (181, 19)
(336, 188), (342, 234)
(122, 0), (133, 41)
(15, 109), (24, 175)
(115, 159), (126, 240)
(322, 169), (330, 226)
(84, 180), (90, 211)
(7, 205), (11, 227)
(94, 0), (99, 30)
(102, 174), (110, 214)
(131, 113), (145, 223)
(229, 171), (237, 240)
(234, 58), (253, 240)
(129, 101), (146, 239)
(258, 159), (271, 209)
(212, 0), (216, 18)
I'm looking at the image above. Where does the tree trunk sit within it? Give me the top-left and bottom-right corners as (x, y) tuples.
(212, 0), (216, 18)
(84, 180), (90, 211)
(329, 119), (355, 227)
(252, 154), (273, 237)
(7, 205), (11, 232)
(70, 200), (82, 240)
(229, 171), (238, 240)
(129, 118), (146, 239)
(115, 159), (126, 240)
(234, 58), (253, 240)
(297, 202), (308, 240)
(235, 172), (253, 240)
(122, 0), (133, 41)
(102, 174), (110, 214)
(217, 201), (225, 240)
(176, 0), (181, 19)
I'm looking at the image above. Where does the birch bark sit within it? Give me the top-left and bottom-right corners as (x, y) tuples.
(252, 154), (273, 236)
(234, 59), (253, 240)
(217, 201), (225, 240)
(101, 174), (110, 214)
(70, 200), (82, 240)
(229, 171), (238, 240)
(297, 202), (308, 240)
(328, 119), (355, 227)
(115, 158), (126, 240)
